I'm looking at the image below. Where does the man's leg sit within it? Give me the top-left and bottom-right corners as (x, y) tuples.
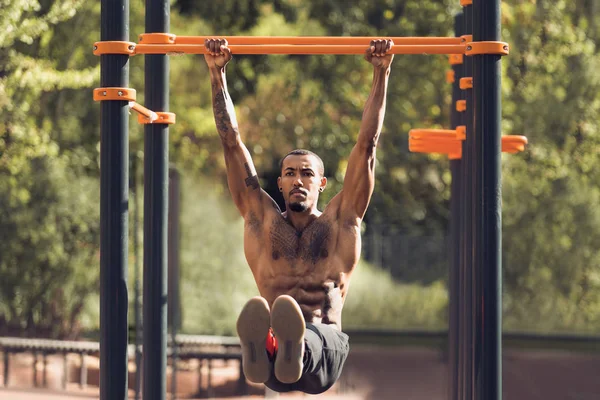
(266, 296), (350, 395)
(236, 296), (271, 383)
(270, 295), (306, 383)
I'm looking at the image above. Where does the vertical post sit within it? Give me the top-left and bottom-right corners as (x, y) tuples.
(32, 352), (37, 387)
(42, 353), (48, 387)
(131, 154), (142, 400)
(99, 0), (130, 398)
(472, 0), (503, 399)
(80, 353), (88, 389)
(462, 4), (474, 399)
(448, 13), (464, 400)
(62, 353), (68, 390)
(3, 351), (9, 386)
(143, 0), (170, 398)
(168, 167), (181, 400)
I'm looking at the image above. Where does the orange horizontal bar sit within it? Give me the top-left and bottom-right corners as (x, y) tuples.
(177, 36), (463, 46)
(134, 44), (466, 55)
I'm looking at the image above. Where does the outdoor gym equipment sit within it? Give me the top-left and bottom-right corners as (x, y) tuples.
(95, 0), (519, 399)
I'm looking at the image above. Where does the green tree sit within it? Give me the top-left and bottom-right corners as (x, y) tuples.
(0, 0), (101, 338)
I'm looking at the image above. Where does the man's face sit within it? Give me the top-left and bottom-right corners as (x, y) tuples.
(278, 154), (326, 213)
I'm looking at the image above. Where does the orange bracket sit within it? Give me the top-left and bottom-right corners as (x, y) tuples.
(465, 41), (509, 56)
(145, 112), (176, 125)
(460, 0), (473, 6)
(456, 126), (466, 140)
(93, 41), (136, 55)
(138, 33), (176, 44)
(446, 70), (455, 84)
(456, 100), (467, 112)
(93, 87), (136, 101)
(449, 54), (464, 65)
(460, 77), (473, 90)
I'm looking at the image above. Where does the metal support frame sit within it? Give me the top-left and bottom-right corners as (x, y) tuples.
(142, 0), (170, 398)
(96, 0), (503, 398)
(448, 14), (464, 400)
(472, 0), (503, 398)
(99, 0), (130, 398)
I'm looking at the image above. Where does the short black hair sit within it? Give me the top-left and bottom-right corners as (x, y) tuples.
(279, 149), (325, 176)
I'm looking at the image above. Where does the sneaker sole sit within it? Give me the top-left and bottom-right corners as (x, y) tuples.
(236, 296), (271, 384)
(271, 295), (306, 384)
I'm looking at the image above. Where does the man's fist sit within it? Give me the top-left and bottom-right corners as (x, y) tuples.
(204, 38), (232, 69)
(364, 39), (394, 69)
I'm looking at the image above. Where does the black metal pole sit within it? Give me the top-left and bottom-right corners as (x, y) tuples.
(472, 0), (503, 398)
(461, 4), (474, 399)
(99, 0), (130, 398)
(168, 167), (181, 400)
(143, 0), (170, 398)
(448, 14), (464, 400)
(132, 154), (142, 400)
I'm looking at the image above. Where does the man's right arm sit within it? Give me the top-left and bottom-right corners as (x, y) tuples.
(206, 39), (269, 218)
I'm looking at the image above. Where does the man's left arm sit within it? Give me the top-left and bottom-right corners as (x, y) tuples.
(339, 39), (394, 221)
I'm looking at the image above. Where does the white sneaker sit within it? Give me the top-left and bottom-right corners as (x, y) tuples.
(271, 295), (306, 384)
(236, 296), (271, 383)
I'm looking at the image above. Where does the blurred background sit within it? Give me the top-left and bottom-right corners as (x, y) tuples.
(1, 0), (599, 399)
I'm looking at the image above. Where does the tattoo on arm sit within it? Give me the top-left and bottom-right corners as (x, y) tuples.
(213, 84), (239, 146)
(244, 163), (259, 190)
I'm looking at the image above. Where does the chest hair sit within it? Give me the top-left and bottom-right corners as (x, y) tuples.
(270, 217), (331, 265)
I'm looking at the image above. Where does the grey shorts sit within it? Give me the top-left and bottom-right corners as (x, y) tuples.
(265, 323), (350, 395)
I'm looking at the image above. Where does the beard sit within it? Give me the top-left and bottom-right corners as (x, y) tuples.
(289, 201), (308, 212)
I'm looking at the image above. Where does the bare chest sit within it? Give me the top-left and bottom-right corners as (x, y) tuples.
(268, 217), (333, 266)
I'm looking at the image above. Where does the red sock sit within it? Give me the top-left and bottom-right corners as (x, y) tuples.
(266, 328), (278, 358)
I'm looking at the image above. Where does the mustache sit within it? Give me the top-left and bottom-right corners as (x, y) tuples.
(289, 188), (307, 195)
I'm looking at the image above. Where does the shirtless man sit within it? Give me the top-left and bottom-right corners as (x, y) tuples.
(204, 38), (394, 394)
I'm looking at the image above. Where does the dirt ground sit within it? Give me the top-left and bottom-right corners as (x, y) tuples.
(1, 345), (599, 399)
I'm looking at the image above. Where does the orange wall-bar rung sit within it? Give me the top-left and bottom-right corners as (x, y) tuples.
(409, 135), (527, 156)
(456, 100), (467, 112)
(409, 138), (461, 154)
(460, 0), (473, 6)
(93, 87), (136, 102)
(409, 129), (458, 140)
(446, 70), (455, 83)
(134, 43), (466, 55)
(502, 135), (528, 153)
(172, 35), (464, 46)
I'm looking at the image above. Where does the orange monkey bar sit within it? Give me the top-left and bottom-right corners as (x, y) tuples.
(96, 34), (507, 56)
(133, 43), (467, 55)
(174, 35), (465, 45)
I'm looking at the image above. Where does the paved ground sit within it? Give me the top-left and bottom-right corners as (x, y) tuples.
(1, 345), (599, 399)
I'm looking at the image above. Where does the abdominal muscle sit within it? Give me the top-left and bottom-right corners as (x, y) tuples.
(251, 256), (351, 330)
